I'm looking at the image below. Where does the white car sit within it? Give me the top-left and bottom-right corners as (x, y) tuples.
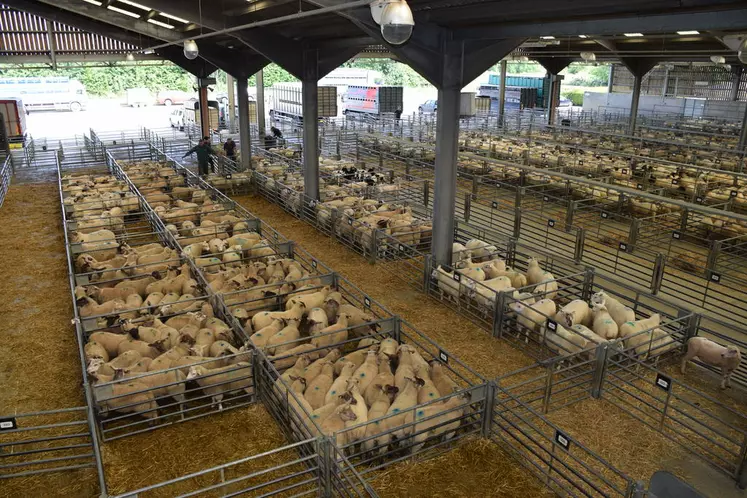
(169, 108), (184, 130)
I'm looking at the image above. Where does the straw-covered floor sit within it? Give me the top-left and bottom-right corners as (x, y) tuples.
(0, 183), (85, 411)
(103, 405), (293, 496)
(0, 183), (96, 497)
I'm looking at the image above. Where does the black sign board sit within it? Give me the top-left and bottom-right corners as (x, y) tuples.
(311, 259), (317, 269)
(225, 173), (232, 180)
(696, 196), (703, 203)
(637, 184), (644, 190)
(555, 430), (571, 451)
(548, 219), (556, 228)
(619, 242), (628, 251)
(364, 297), (371, 308)
(543, 195), (549, 202)
(546, 319), (558, 332)
(622, 168), (628, 175)
(601, 212), (609, 219)
(348, 217), (353, 225)
(453, 273), (461, 282)
(492, 201), (498, 209)
(655, 373), (672, 392)
(398, 244), (405, 252)
(671, 179), (678, 185)
(0, 418), (17, 431)
(439, 350), (449, 364)
(672, 231), (681, 240)
(731, 190), (738, 198)
(710, 272), (721, 283)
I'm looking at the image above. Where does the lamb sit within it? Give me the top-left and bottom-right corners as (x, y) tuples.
(473, 276), (514, 309)
(590, 291), (635, 327)
(511, 298), (557, 343)
(555, 300), (592, 328)
(432, 265), (475, 301)
(681, 337), (742, 389)
(186, 362), (253, 410)
(591, 303), (619, 340)
(619, 314), (662, 358)
(96, 381), (158, 420)
(411, 393), (470, 454)
(361, 384), (399, 455)
(451, 242), (471, 265)
(464, 238), (498, 261)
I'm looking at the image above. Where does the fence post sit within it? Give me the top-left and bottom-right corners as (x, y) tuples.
(319, 437), (332, 496)
(541, 361), (555, 414)
(651, 253), (665, 294)
(513, 207), (522, 239)
(472, 175), (479, 196)
(574, 228), (586, 262)
(582, 268), (595, 301)
(378, 149), (384, 170)
(565, 200), (576, 232)
(493, 290), (506, 338)
(369, 229), (379, 264)
(481, 381), (496, 438)
(423, 254), (433, 294)
(737, 434), (747, 489)
(679, 207), (689, 233)
(590, 344), (609, 399)
(627, 218), (639, 253)
(355, 134), (360, 160)
(506, 239), (516, 268)
(464, 192), (472, 223)
(706, 240), (721, 279)
(423, 181), (430, 209)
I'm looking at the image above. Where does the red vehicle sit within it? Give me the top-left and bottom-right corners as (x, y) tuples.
(156, 90), (194, 106)
(0, 98), (28, 147)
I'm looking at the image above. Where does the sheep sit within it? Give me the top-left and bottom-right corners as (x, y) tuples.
(430, 361), (459, 397)
(361, 384), (399, 455)
(186, 362), (253, 410)
(305, 361), (335, 410)
(338, 378), (368, 443)
(383, 376), (423, 443)
(265, 319), (301, 356)
(311, 314), (351, 352)
(619, 314), (662, 358)
(411, 392), (470, 454)
(97, 382), (158, 420)
(590, 291), (635, 327)
(451, 242), (470, 266)
(472, 276), (514, 310)
(555, 300), (592, 328)
(570, 324), (608, 345)
(351, 350), (380, 394)
(681, 337), (742, 389)
(325, 362), (358, 406)
(432, 265), (475, 301)
(511, 298), (557, 343)
(464, 238), (498, 261)
(591, 303), (619, 340)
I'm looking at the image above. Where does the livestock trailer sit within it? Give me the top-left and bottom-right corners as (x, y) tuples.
(269, 82), (338, 123)
(0, 98), (28, 147)
(343, 85), (404, 117)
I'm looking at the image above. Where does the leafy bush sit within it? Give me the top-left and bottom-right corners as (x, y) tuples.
(561, 89), (584, 106)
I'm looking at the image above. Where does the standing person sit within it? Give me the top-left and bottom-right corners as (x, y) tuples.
(183, 136), (216, 177)
(223, 137), (236, 161)
(394, 108), (402, 127)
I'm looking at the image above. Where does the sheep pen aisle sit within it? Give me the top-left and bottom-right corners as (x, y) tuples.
(0, 183), (100, 497)
(0, 183), (86, 411)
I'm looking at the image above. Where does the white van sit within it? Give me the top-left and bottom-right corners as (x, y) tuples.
(169, 107), (184, 130)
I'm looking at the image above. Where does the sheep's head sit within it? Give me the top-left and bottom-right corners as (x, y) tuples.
(86, 357), (105, 375)
(560, 311), (575, 328)
(186, 366), (204, 380)
(590, 291), (606, 306)
(338, 405), (357, 422)
(723, 346), (741, 359)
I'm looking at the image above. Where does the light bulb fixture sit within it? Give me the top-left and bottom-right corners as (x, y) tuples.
(739, 39), (747, 64)
(380, 1), (414, 46)
(184, 39), (199, 60)
(710, 55), (726, 64)
(580, 51), (596, 62)
(125, 53), (135, 61)
(370, 0), (414, 45)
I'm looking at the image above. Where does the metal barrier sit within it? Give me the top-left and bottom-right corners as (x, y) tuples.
(0, 155), (12, 207)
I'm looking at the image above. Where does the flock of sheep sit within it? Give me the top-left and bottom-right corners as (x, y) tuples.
(430, 237), (741, 387)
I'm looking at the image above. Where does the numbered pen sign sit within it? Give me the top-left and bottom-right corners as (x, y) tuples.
(363, 297), (371, 309)
(543, 195), (549, 202)
(492, 201), (499, 209)
(311, 259), (318, 269)
(672, 179), (679, 185)
(225, 173), (232, 180)
(0, 418), (17, 431)
(587, 173), (593, 179)
(508, 147), (513, 152)
(554, 430), (571, 451)
(578, 160), (584, 166)
(542, 153), (547, 158)
(672, 231), (682, 240)
(439, 350), (449, 364)
(546, 319), (558, 332)
(637, 184), (644, 190)
(731, 191), (738, 198)
(696, 196), (703, 203)
(622, 168), (628, 175)
(398, 244), (405, 252)
(347, 217), (354, 226)
(655, 373), (672, 392)
(710, 272), (721, 283)
(453, 273), (461, 282)
(548, 219), (556, 228)
(619, 242), (628, 251)
(601, 212), (609, 219)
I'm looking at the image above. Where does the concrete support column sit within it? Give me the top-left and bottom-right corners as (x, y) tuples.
(498, 60), (507, 126)
(547, 74), (563, 125)
(256, 69), (266, 137)
(731, 67), (743, 102)
(303, 49), (320, 201)
(432, 43), (462, 269)
(237, 77), (251, 170)
(739, 102), (747, 151)
(629, 73), (642, 135)
(198, 85), (210, 138)
(607, 65), (615, 93)
(226, 74), (236, 133)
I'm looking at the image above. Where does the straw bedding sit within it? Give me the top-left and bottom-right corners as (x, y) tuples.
(0, 183), (85, 411)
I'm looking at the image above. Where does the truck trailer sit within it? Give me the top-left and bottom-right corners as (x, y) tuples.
(343, 85), (404, 117)
(269, 83), (337, 124)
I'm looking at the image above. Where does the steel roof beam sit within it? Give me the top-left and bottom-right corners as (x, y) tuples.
(3, 0), (218, 76)
(452, 7), (747, 40)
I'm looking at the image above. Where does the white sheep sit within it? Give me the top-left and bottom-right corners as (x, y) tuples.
(555, 299), (592, 328)
(432, 265), (475, 301)
(619, 314), (662, 358)
(451, 242), (471, 266)
(464, 238), (498, 261)
(590, 291), (635, 327)
(473, 276), (514, 309)
(591, 303), (619, 339)
(511, 298), (557, 343)
(681, 337), (742, 389)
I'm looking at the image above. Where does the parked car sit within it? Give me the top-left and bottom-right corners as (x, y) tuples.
(126, 88), (151, 107)
(558, 97), (572, 107)
(169, 107), (185, 130)
(157, 90), (194, 106)
(418, 99), (437, 113)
